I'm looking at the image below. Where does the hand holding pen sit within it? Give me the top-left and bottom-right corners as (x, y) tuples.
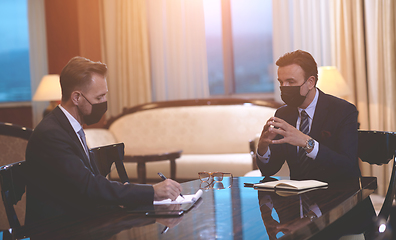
(157, 172), (184, 199)
(154, 172), (183, 234)
(152, 173), (183, 201)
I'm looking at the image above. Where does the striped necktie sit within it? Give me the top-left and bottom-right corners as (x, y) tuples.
(78, 128), (90, 158)
(77, 128), (95, 173)
(298, 110), (311, 175)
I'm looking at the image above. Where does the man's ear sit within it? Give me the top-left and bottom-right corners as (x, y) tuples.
(71, 91), (81, 105)
(307, 76), (316, 89)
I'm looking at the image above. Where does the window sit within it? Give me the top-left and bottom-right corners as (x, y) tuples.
(0, 0), (31, 103)
(203, 0), (274, 96)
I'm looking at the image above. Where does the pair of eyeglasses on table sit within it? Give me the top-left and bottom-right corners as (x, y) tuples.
(198, 171), (233, 190)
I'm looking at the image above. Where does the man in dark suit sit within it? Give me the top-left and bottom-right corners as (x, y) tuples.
(257, 50), (375, 237)
(256, 50), (361, 182)
(25, 56), (182, 224)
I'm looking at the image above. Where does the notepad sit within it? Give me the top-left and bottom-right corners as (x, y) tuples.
(253, 180), (328, 191)
(257, 186), (328, 197)
(153, 189), (203, 205)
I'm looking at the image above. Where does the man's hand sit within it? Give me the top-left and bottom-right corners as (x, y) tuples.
(257, 117), (280, 155)
(267, 117), (311, 148)
(153, 179), (182, 201)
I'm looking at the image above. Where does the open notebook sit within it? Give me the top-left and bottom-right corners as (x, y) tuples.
(253, 180), (328, 191)
(154, 189), (203, 205)
(126, 189), (203, 217)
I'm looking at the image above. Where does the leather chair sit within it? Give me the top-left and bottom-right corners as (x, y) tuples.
(0, 142), (129, 233)
(0, 161), (27, 229)
(0, 122), (32, 230)
(357, 130), (396, 220)
(357, 130), (396, 239)
(0, 122), (33, 167)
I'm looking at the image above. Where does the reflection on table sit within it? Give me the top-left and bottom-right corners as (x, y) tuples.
(258, 177), (377, 239)
(19, 176), (376, 240)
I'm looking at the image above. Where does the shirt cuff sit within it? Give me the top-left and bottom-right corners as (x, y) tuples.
(257, 148), (271, 164)
(306, 140), (319, 159)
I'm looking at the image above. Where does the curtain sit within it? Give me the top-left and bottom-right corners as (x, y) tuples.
(99, 0), (209, 117)
(100, 0), (152, 117)
(28, 0), (49, 127)
(331, 0), (396, 196)
(365, 0), (396, 132)
(330, 0), (368, 125)
(146, 0), (209, 101)
(272, 0), (332, 103)
(364, 0), (396, 195)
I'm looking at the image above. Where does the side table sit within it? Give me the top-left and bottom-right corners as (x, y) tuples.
(123, 150), (182, 183)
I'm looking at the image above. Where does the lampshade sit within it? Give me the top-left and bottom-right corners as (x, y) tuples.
(33, 74), (62, 101)
(317, 66), (351, 98)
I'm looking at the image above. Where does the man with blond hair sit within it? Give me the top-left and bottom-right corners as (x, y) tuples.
(25, 56), (182, 224)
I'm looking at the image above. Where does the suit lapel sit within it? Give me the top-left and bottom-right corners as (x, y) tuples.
(283, 107), (299, 128)
(52, 106), (95, 172)
(310, 90), (330, 140)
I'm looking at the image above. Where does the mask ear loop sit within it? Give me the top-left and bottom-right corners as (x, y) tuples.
(301, 77), (314, 98)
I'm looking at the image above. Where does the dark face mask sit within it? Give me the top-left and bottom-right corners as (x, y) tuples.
(280, 80), (309, 108)
(80, 94), (107, 125)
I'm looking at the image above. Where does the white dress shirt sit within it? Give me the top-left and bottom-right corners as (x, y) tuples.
(59, 105), (86, 151)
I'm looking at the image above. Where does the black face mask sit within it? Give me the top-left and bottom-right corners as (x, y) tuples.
(280, 80), (309, 108)
(80, 94), (107, 125)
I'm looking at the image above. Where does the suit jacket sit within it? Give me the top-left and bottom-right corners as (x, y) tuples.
(25, 106), (154, 225)
(257, 89), (361, 182)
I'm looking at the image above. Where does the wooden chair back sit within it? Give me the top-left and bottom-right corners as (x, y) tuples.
(0, 122), (32, 229)
(90, 143), (130, 184)
(0, 161), (27, 228)
(358, 130), (396, 220)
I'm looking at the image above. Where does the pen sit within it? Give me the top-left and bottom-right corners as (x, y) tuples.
(157, 172), (184, 199)
(161, 226), (169, 234)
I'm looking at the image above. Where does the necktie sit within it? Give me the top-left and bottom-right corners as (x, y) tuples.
(298, 110), (311, 176)
(77, 128), (95, 172)
(78, 128), (90, 158)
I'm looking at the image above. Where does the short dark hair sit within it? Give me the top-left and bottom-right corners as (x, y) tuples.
(60, 56), (107, 102)
(276, 50), (318, 83)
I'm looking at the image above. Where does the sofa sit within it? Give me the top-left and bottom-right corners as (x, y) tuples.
(85, 98), (281, 182)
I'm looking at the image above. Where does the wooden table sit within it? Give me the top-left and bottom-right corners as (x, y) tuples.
(123, 150), (182, 183)
(17, 176), (377, 240)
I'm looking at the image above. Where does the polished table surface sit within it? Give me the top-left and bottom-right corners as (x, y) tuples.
(21, 176), (377, 240)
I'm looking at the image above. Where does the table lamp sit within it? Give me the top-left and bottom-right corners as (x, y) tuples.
(317, 66), (351, 99)
(33, 74), (62, 117)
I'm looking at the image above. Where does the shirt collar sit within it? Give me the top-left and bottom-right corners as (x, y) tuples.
(59, 104), (83, 133)
(298, 88), (319, 119)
